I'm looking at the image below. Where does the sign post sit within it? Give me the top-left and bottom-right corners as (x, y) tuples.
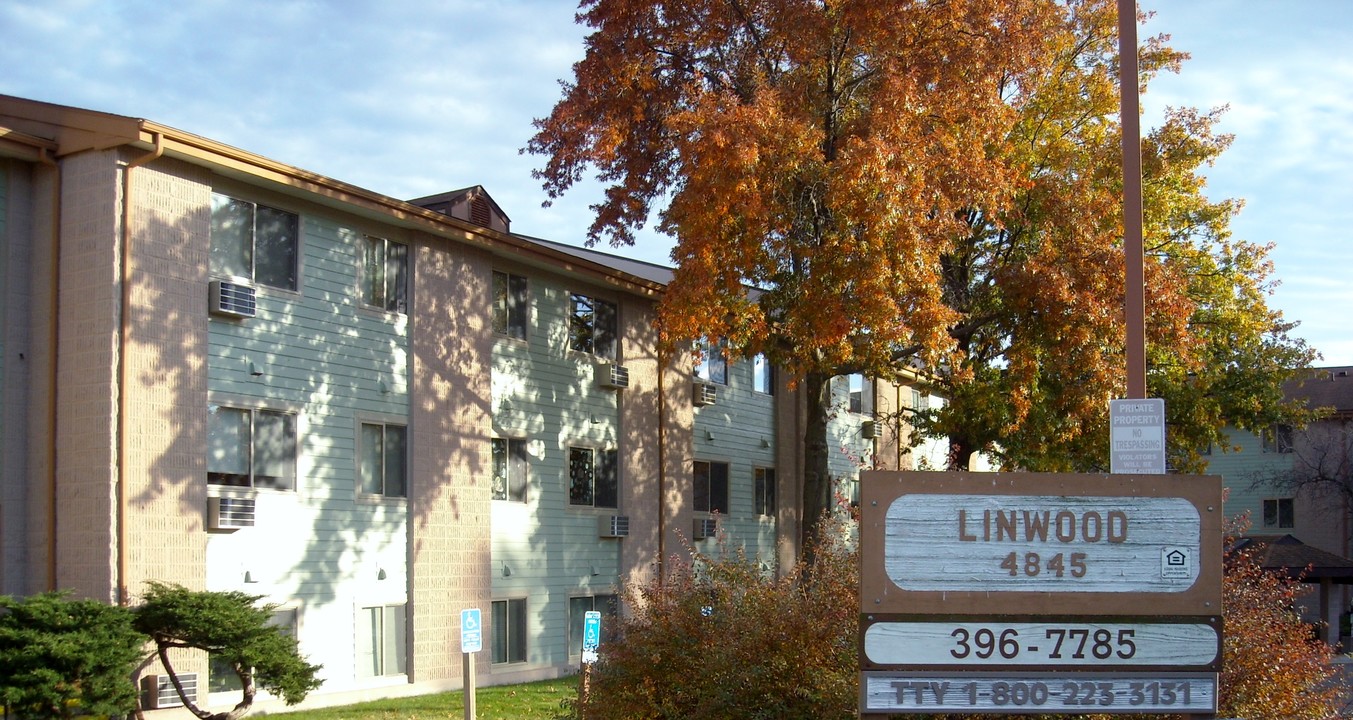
(580, 610), (602, 704)
(461, 608), (482, 720)
(859, 471), (1223, 716)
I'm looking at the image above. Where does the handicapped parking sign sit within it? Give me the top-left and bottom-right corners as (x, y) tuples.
(461, 608), (483, 654)
(582, 610), (601, 664)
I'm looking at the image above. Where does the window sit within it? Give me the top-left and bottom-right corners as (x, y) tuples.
(1263, 498), (1295, 529)
(753, 354), (774, 394)
(360, 422), (407, 498)
(1263, 424), (1294, 453)
(210, 192), (298, 290)
(492, 598), (527, 664)
(848, 374), (866, 414)
(492, 437), (529, 502)
(695, 340), (728, 385)
(493, 271), (528, 339)
(754, 468), (776, 517)
(209, 607), (297, 693)
(362, 236), (408, 313)
(568, 594), (618, 656)
(357, 604), (407, 678)
(694, 460), (729, 514)
(208, 406), (296, 490)
(569, 293), (617, 359)
(569, 447), (619, 508)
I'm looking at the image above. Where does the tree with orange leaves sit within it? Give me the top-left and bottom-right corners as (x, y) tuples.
(528, 0), (1313, 552)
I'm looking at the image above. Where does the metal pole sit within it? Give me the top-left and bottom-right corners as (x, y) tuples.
(1118, 0), (1147, 400)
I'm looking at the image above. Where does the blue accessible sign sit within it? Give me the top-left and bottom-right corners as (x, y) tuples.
(582, 610), (602, 664)
(461, 608), (483, 654)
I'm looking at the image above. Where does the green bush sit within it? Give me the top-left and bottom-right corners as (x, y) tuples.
(0, 592), (144, 719)
(134, 581), (322, 715)
(572, 516), (859, 719)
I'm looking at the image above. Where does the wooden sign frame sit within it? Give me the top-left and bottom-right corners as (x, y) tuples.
(859, 472), (1224, 617)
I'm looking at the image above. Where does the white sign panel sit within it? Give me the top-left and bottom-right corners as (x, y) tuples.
(1110, 399), (1166, 474)
(863, 621), (1219, 668)
(884, 494), (1201, 593)
(862, 672), (1217, 714)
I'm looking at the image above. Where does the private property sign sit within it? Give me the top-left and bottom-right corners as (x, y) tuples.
(859, 471), (1223, 715)
(1110, 398), (1166, 474)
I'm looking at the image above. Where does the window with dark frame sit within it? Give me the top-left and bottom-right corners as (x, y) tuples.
(694, 460), (729, 514)
(492, 437), (529, 502)
(208, 406), (297, 490)
(491, 598), (527, 664)
(569, 447), (618, 508)
(848, 374), (866, 414)
(754, 467), (776, 517)
(568, 594), (619, 655)
(1262, 423), (1295, 454)
(362, 236), (408, 313)
(753, 354), (774, 394)
(493, 271), (528, 339)
(360, 422), (407, 498)
(569, 293), (617, 358)
(1263, 498), (1295, 529)
(210, 192), (299, 290)
(695, 340), (728, 385)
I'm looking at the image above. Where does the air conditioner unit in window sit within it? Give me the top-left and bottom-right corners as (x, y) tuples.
(208, 496), (256, 530)
(693, 517), (717, 540)
(141, 672), (197, 709)
(208, 279), (257, 318)
(598, 363), (630, 389)
(861, 420), (877, 439)
(693, 381), (718, 407)
(599, 514), (630, 538)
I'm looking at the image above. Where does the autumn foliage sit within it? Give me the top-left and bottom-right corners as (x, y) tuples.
(569, 519), (859, 719)
(569, 519), (1347, 720)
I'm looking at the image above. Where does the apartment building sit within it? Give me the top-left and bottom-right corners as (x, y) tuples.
(0, 94), (912, 710)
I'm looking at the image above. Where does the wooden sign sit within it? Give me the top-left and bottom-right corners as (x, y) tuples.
(860, 472), (1223, 617)
(861, 671), (1217, 714)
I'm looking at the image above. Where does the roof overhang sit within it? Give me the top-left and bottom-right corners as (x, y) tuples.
(0, 94), (666, 298)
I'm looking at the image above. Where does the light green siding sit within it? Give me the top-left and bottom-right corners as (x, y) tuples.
(489, 267), (628, 670)
(204, 195), (410, 689)
(1204, 427), (1295, 529)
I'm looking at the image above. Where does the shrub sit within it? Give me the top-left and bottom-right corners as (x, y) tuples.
(133, 582), (322, 719)
(572, 516), (859, 719)
(0, 592), (144, 719)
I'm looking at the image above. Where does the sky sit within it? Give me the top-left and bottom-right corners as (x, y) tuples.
(2, 0), (1349, 365)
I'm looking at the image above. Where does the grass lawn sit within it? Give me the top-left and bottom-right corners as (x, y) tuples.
(264, 677), (578, 720)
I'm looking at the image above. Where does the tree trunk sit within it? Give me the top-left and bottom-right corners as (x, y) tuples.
(801, 371), (834, 559)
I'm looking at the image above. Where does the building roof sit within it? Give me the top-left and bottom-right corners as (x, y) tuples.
(1235, 534), (1353, 582)
(1284, 366), (1353, 416)
(514, 234), (676, 286)
(0, 93), (668, 298)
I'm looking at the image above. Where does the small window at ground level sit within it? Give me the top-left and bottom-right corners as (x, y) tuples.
(492, 598), (527, 664)
(356, 604), (406, 678)
(568, 594), (619, 656)
(209, 607), (297, 692)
